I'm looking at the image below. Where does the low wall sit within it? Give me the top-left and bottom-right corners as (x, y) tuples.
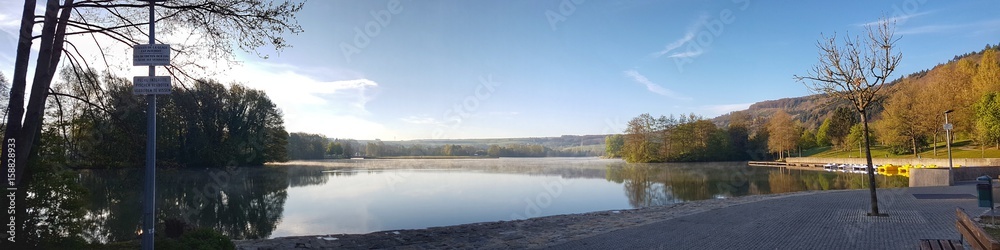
(786, 157), (1000, 167)
(909, 168), (952, 187)
(908, 166), (1000, 187)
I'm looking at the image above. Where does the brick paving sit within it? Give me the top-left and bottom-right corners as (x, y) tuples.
(549, 183), (990, 250)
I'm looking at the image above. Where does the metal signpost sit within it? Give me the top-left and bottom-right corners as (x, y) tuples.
(945, 109), (954, 185)
(133, 76), (171, 95)
(134, 1), (170, 249)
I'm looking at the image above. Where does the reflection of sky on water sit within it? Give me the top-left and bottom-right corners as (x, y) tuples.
(79, 158), (910, 240)
(272, 170), (626, 237)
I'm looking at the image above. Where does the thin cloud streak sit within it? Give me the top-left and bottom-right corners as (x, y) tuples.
(651, 14), (709, 59)
(898, 19), (1000, 35)
(651, 32), (694, 58)
(623, 69), (687, 100)
(858, 11), (931, 27)
(667, 50), (702, 58)
(400, 115), (440, 125)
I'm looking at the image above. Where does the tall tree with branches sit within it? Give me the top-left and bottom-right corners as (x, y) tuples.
(795, 18), (901, 216)
(3, 0), (303, 247)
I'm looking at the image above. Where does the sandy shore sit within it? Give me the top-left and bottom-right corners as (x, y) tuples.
(235, 190), (844, 249)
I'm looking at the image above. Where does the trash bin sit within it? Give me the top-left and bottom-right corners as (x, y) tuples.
(978, 175), (993, 208)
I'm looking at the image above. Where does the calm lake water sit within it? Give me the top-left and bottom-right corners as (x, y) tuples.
(77, 157), (908, 241)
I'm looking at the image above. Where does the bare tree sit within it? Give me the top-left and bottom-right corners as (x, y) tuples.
(3, 0), (303, 247)
(794, 18), (901, 216)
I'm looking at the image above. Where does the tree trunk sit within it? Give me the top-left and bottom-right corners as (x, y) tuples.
(933, 133), (937, 156)
(3, 0), (36, 247)
(861, 110), (880, 216)
(911, 137), (917, 158)
(5, 1), (71, 247)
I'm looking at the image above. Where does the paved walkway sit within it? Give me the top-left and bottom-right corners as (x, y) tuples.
(549, 183), (990, 250)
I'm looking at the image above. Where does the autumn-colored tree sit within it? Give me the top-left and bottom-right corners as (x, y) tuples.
(767, 111), (799, 160)
(877, 80), (933, 156)
(973, 50), (1000, 95)
(946, 58), (980, 136)
(623, 113), (659, 163)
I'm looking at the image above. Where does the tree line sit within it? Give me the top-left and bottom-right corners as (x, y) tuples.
(606, 113), (764, 163)
(285, 134), (600, 160)
(46, 69), (289, 168)
(876, 46), (1000, 156)
(609, 44), (1000, 162)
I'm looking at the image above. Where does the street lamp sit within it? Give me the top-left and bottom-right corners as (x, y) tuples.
(945, 109), (954, 185)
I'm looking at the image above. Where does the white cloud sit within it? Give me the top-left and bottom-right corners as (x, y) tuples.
(651, 14), (709, 58)
(667, 50), (703, 58)
(651, 32), (694, 58)
(898, 19), (1000, 35)
(623, 69), (687, 100)
(0, 5), (394, 140)
(859, 11), (931, 27)
(400, 115), (440, 125)
(226, 62), (393, 140)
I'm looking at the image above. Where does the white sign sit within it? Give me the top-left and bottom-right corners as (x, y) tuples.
(944, 123), (953, 131)
(133, 44), (171, 66)
(133, 76), (171, 95)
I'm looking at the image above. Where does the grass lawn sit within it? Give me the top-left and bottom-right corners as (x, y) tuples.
(986, 226), (1000, 242)
(802, 139), (1000, 159)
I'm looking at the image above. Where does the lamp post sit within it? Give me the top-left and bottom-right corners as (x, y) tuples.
(945, 109), (954, 185)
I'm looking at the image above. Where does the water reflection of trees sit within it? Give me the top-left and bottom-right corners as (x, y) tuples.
(606, 163), (910, 208)
(78, 167), (290, 242)
(609, 165), (673, 207)
(286, 166), (338, 187)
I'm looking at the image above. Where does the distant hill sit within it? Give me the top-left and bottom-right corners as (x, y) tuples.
(711, 44), (996, 133)
(712, 94), (844, 132)
(369, 134), (608, 151)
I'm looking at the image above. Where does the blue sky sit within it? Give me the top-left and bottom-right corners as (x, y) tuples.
(1, 0), (999, 140)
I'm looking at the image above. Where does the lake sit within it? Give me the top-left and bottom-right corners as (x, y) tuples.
(77, 157), (908, 242)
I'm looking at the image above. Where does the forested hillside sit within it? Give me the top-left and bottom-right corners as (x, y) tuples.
(613, 43), (1000, 162)
(284, 134), (608, 159)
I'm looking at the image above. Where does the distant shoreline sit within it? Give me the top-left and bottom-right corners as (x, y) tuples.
(360, 155), (500, 159)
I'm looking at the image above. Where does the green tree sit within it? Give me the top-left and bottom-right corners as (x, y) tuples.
(604, 134), (625, 158)
(287, 133), (327, 160)
(816, 117), (833, 147)
(826, 107), (858, 150)
(487, 145), (501, 157)
(799, 129), (818, 152)
(327, 141), (344, 157)
(974, 92), (1000, 151)
(3, 2), (304, 245)
(727, 111), (751, 157)
(847, 123), (878, 155)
